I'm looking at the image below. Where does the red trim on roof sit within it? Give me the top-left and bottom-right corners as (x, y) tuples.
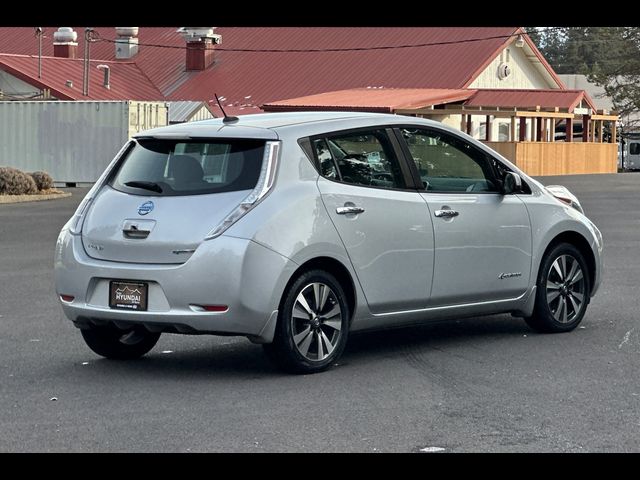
(466, 88), (596, 112)
(263, 88), (475, 112)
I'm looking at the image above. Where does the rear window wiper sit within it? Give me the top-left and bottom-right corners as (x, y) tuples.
(124, 181), (163, 193)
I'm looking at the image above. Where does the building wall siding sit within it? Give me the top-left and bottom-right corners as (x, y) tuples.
(0, 101), (167, 183)
(0, 71), (40, 98)
(469, 45), (555, 90)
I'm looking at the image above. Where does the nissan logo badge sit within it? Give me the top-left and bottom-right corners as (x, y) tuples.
(138, 201), (154, 216)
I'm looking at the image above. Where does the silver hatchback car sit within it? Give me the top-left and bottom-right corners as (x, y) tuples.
(54, 112), (603, 373)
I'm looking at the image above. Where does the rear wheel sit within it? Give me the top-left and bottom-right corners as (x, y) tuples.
(264, 270), (350, 374)
(80, 325), (161, 360)
(525, 243), (590, 333)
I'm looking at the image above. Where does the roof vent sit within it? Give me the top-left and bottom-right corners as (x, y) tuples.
(115, 27), (139, 59)
(179, 27), (222, 44)
(53, 27), (78, 58)
(498, 63), (512, 80)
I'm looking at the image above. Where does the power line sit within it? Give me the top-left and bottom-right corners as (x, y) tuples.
(89, 28), (567, 53)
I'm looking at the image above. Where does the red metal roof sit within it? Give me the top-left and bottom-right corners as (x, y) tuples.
(0, 53), (163, 100)
(0, 27), (527, 106)
(263, 88), (475, 113)
(261, 87), (598, 114)
(466, 88), (597, 112)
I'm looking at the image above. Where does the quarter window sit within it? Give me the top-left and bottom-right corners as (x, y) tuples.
(314, 130), (406, 189)
(401, 128), (499, 193)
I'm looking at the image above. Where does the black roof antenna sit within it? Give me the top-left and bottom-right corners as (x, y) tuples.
(215, 93), (239, 124)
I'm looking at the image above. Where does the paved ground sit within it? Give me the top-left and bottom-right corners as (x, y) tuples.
(1, 174), (639, 452)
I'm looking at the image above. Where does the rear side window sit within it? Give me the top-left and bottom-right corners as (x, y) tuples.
(111, 139), (265, 196)
(312, 129), (406, 189)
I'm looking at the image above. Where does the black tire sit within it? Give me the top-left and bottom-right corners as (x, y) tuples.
(263, 269), (350, 374)
(525, 243), (591, 333)
(80, 324), (161, 360)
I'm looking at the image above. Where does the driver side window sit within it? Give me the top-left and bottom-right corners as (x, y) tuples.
(313, 129), (406, 189)
(401, 128), (499, 193)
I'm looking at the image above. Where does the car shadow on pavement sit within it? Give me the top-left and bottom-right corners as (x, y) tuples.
(58, 314), (532, 379)
(343, 314), (532, 361)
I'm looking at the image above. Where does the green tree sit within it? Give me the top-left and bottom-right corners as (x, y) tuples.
(529, 27), (640, 123)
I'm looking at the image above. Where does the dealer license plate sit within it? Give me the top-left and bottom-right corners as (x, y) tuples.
(109, 281), (148, 311)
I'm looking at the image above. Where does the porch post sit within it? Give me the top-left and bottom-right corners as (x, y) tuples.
(612, 121), (617, 144)
(466, 114), (472, 135)
(598, 120), (604, 143)
(566, 117), (573, 142)
(582, 115), (590, 142)
(519, 117), (526, 142)
(486, 115), (491, 141)
(536, 117), (543, 142)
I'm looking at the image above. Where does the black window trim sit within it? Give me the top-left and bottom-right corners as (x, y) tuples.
(304, 125), (419, 193)
(109, 137), (267, 197)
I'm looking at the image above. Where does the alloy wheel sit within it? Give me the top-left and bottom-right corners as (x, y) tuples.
(545, 254), (586, 323)
(290, 282), (343, 361)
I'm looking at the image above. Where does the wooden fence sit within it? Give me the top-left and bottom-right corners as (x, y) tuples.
(483, 142), (618, 176)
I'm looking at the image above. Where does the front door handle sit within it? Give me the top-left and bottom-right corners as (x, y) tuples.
(336, 206), (365, 215)
(434, 209), (459, 218)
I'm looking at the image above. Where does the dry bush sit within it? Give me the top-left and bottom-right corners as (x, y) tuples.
(0, 166), (38, 195)
(29, 171), (54, 191)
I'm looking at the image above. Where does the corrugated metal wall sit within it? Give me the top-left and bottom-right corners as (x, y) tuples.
(0, 101), (167, 183)
(188, 105), (215, 123)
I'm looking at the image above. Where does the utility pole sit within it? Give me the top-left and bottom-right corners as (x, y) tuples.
(83, 28), (94, 97)
(35, 27), (43, 79)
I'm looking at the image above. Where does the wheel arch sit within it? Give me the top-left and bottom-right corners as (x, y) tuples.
(540, 231), (596, 296)
(282, 256), (357, 324)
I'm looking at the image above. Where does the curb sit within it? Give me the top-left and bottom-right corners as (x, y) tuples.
(0, 192), (72, 204)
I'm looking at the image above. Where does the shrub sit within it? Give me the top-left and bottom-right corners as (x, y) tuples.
(29, 171), (54, 191)
(0, 166), (38, 195)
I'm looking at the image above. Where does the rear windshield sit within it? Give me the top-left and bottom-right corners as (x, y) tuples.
(110, 138), (266, 196)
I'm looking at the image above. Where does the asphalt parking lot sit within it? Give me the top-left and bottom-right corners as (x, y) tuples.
(1, 173), (639, 452)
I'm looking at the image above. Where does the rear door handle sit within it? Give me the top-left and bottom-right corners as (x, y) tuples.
(434, 209), (459, 218)
(336, 206), (365, 215)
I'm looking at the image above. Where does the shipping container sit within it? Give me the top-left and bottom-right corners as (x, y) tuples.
(0, 101), (168, 184)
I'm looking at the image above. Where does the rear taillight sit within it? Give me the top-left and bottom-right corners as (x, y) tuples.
(67, 140), (134, 235)
(205, 141), (280, 240)
(68, 197), (93, 234)
(60, 295), (74, 302)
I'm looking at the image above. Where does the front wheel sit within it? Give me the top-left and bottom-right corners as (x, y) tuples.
(80, 324), (161, 360)
(525, 243), (590, 333)
(264, 270), (350, 374)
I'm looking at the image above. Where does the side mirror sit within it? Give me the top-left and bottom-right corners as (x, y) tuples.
(502, 171), (523, 194)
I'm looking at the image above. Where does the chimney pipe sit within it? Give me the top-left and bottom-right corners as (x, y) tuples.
(180, 27), (221, 71)
(115, 27), (139, 59)
(97, 65), (110, 90)
(53, 27), (78, 59)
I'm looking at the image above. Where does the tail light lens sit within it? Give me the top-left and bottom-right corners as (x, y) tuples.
(68, 141), (134, 235)
(205, 141), (280, 240)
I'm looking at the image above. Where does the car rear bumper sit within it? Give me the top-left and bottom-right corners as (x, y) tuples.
(54, 228), (296, 343)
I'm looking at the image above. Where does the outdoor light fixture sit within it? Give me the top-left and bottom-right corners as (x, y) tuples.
(515, 34), (525, 48)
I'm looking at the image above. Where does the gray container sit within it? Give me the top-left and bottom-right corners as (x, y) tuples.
(0, 101), (168, 184)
